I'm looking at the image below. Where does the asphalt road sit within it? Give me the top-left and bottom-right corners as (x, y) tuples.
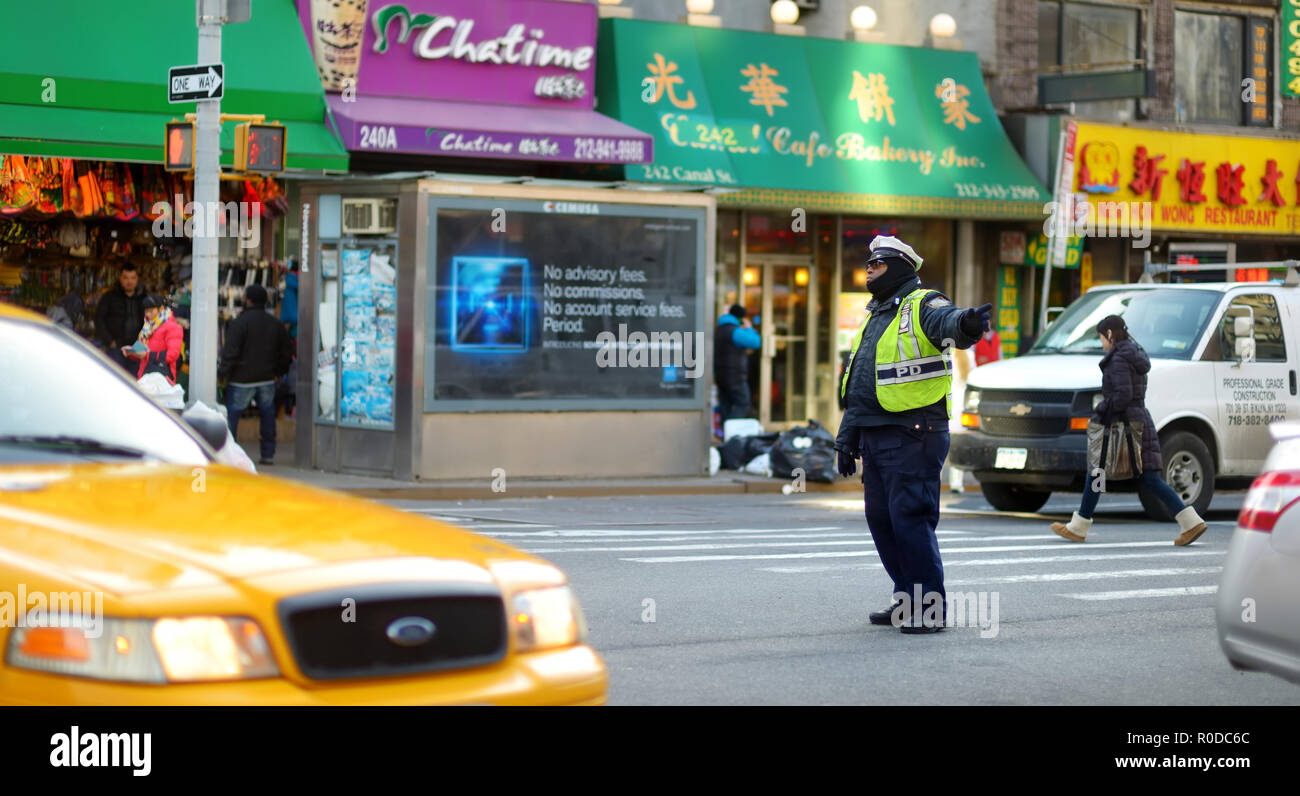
(385, 489), (1300, 706)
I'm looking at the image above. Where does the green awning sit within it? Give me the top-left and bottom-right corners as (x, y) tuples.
(0, 0), (346, 172)
(596, 19), (1047, 219)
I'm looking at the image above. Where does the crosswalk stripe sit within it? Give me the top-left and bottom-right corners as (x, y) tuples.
(1061, 585), (1219, 600)
(947, 566), (1222, 585)
(519, 532), (1115, 554)
(757, 549), (1222, 573)
(481, 526), (845, 538)
(619, 540), (1188, 563)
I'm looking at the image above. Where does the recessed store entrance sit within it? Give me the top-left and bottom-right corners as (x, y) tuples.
(743, 256), (817, 429)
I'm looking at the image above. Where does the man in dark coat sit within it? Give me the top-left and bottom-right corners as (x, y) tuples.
(220, 285), (293, 466)
(834, 236), (992, 633)
(714, 304), (761, 421)
(94, 265), (147, 374)
(1051, 314), (1208, 546)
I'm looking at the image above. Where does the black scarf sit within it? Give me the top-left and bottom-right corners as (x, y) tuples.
(866, 258), (918, 303)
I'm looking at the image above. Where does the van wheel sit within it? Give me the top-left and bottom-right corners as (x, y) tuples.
(982, 483), (1052, 513)
(1141, 431), (1215, 522)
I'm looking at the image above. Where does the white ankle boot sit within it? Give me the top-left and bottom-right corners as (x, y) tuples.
(1174, 507), (1208, 546)
(1051, 512), (1092, 542)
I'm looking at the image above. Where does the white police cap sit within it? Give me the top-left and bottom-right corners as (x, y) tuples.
(867, 235), (924, 271)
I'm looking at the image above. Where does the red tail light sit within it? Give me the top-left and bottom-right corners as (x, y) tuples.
(1237, 470), (1300, 532)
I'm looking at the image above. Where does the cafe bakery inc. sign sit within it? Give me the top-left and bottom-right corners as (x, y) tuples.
(351, 0), (599, 108)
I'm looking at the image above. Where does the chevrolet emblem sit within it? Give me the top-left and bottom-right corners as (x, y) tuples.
(1009, 403), (1032, 417)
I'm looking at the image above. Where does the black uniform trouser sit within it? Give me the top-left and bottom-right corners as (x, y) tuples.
(859, 424), (949, 612)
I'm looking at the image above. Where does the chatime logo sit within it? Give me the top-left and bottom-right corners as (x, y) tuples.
(370, 4), (594, 71)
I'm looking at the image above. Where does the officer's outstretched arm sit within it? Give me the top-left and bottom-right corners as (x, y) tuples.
(918, 293), (982, 350)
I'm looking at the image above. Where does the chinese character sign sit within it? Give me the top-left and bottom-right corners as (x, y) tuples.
(1072, 121), (1300, 235)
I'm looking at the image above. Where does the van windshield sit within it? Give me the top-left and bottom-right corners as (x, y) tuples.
(1030, 288), (1220, 359)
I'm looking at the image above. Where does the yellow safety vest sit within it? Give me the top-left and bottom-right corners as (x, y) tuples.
(841, 288), (952, 415)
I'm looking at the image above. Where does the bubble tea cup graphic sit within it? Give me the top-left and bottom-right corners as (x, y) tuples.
(311, 0), (369, 91)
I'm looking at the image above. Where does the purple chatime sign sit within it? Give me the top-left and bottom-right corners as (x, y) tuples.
(299, 0), (597, 109)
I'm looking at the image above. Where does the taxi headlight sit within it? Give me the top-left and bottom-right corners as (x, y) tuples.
(6, 616), (277, 683)
(510, 586), (587, 652)
(964, 389), (981, 413)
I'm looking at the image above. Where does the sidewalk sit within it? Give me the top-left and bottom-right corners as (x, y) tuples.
(264, 463), (981, 501)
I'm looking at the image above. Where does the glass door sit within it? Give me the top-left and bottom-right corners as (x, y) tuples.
(752, 258), (816, 428)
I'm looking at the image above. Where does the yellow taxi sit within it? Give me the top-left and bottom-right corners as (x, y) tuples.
(0, 303), (606, 705)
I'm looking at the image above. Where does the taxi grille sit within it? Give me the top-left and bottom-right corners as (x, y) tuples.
(278, 583), (508, 681)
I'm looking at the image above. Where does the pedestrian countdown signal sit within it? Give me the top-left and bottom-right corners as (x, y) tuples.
(164, 121), (195, 172)
(235, 122), (286, 175)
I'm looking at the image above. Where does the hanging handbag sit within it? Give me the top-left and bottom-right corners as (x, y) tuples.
(1100, 419), (1144, 480)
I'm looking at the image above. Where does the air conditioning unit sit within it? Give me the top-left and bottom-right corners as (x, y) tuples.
(341, 198), (397, 235)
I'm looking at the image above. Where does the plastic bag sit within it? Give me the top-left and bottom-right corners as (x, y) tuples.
(1089, 419), (1143, 480)
(137, 371), (185, 409)
(742, 452), (772, 477)
(181, 401), (257, 474)
(769, 419), (837, 483)
(717, 432), (779, 470)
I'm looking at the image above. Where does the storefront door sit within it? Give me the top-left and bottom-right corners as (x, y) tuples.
(745, 257), (817, 428)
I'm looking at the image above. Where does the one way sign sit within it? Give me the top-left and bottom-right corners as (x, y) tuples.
(168, 63), (224, 103)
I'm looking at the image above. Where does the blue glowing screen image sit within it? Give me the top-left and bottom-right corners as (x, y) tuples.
(450, 256), (529, 351)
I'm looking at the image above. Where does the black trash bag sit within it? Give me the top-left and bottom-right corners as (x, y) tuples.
(717, 432), (780, 470)
(769, 419), (837, 483)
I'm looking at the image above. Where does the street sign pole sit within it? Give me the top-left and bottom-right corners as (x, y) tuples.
(190, 0), (223, 408)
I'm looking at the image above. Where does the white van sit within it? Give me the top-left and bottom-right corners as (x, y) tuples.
(950, 266), (1300, 518)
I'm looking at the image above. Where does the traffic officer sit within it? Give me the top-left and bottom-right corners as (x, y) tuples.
(834, 236), (992, 633)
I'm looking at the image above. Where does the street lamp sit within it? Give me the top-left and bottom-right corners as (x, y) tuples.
(848, 5), (885, 43)
(770, 0), (804, 36)
(598, 0), (633, 19)
(927, 13), (963, 50)
(683, 0), (720, 27)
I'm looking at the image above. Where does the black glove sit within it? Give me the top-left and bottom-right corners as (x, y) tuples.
(960, 303), (993, 338)
(836, 448), (858, 478)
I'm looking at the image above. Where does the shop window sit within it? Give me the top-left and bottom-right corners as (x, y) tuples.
(1038, 1), (1140, 122)
(315, 238), (398, 429)
(840, 217), (952, 298)
(716, 209), (740, 318)
(745, 211), (812, 255)
(1206, 294), (1287, 362)
(1174, 11), (1270, 127)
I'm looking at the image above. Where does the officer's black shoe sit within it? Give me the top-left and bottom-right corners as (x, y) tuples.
(899, 617), (946, 634)
(869, 601), (903, 626)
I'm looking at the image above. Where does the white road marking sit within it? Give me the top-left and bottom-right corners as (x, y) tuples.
(520, 533), (1097, 554)
(481, 526), (845, 538)
(757, 550), (1222, 573)
(1060, 585), (1219, 600)
(947, 566), (1222, 585)
(620, 540), (1188, 564)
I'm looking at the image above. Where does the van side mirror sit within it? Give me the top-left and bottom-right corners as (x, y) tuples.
(1234, 315), (1256, 364)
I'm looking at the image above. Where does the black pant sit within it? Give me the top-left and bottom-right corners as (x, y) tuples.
(859, 424), (949, 609)
(717, 381), (752, 421)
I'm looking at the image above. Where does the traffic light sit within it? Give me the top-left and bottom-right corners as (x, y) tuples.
(164, 121), (195, 172)
(234, 122), (286, 174)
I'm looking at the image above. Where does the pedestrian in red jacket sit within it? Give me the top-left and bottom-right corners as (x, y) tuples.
(974, 328), (1003, 366)
(124, 295), (183, 384)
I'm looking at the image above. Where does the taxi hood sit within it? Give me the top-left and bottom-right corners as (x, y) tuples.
(0, 463), (529, 597)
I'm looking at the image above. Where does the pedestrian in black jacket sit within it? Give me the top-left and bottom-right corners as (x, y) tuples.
(94, 265), (147, 374)
(833, 236), (991, 633)
(1050, 315), (1208, 546)
(220, 285), (292, 466)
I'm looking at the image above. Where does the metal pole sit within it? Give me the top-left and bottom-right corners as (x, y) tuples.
(190, 0), (223, 407)
(1040, 125), (1068, 336)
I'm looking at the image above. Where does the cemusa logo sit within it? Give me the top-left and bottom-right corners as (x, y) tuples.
(543, 201), (599, 215)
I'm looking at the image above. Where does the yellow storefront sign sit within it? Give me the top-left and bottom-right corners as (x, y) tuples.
(1071, 121), (1300, 235)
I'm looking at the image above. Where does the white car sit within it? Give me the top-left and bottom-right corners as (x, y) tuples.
(1216, 422), (1300, 686)
(951, 268), (1300, 518)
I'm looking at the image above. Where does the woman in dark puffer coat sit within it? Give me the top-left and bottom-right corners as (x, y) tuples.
(1050, 315), (1208, 546)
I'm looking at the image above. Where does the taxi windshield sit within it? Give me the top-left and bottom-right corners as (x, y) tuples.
(0, 318), (209, 466)
(1030, 288), (1220, 359)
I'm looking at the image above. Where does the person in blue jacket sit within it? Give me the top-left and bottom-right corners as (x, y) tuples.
(714, 304), (761, 420)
